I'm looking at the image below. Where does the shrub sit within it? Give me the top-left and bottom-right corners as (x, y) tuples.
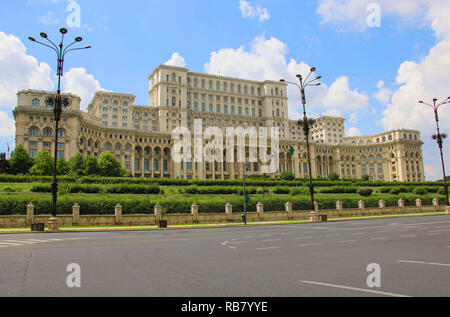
(438, 187), (446, 195)
(273, 186), (290, 194)
(390, 188), (401, 195)
(413, 187), (428, 195)
(280, 172), (295, 181)
(357, 188), (373, 197)
(290, 187), (308, 196)
(319, 186), (358, 194)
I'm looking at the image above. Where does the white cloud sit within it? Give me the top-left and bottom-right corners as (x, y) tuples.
(0, 111), (15, 139)
(373, 80), (393, 104)
(317, 0), (436, 32)
(239, 0), (270, 22)
(164, 53), (186, 68)
(346, 127), (362, 137)
(37, 11), (60, 26)
(63, 67), (105, 111)
(204, 35), (369, 120)
(0, 31), (54, 108)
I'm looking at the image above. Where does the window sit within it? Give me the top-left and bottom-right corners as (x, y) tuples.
(30, 128), (38, 137)
(32, 98), (40, 107)
(103, 99), (109, 105)
(29, 149), (37, 158)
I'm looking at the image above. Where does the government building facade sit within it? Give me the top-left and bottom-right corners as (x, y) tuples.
(13, 65), (425, 182)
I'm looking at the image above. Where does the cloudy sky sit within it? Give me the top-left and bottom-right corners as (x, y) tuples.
(0, 0), (449, 180)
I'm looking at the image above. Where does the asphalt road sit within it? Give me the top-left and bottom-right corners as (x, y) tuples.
(0, 215), (449, 297)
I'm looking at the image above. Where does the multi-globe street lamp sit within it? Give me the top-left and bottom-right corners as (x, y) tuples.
(28, 28), (91, 231)
(418, 97), (450, 207)
(280, 68), (322, 213)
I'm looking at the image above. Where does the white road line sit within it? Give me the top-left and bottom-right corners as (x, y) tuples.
(429, 229), (450, 232)
(257, 247), (282, 250)
(0, 242), (22, 246)
(2, 240), (40, 244)
(325, 234), (341, 237)
(229, 241), (250, 244)
(337, 240), (357, 243)
(371, 237), (389, 240)
(400, 235), (417, 238)
(298, 280), (411, 297)
(427, 233), (442, 235)
(298, 243), (321, 247)
(294, 236), (312, 240)
(398, 260), (450, 267)
(352, 233), (366, 235)
(262, 239), (281, 242)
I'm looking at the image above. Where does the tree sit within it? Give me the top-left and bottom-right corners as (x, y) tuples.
(84, 156), (100, 176)
(280, 171), (295, 181)
(30, 151), (54, 176)
(98, 152), (125, 177)
(57, 158), (70, 176)
(68, 152), (85, 176)
(8, 145), (33, 175)
(361, 174), (370, 181)
(328, 173), (340, 181)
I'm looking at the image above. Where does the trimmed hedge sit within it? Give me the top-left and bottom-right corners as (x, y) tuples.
(0, 193), (445, 216)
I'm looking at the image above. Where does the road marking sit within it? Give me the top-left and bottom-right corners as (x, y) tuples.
(325, 234), (341, 237)
(229, 241), (250, 244)
(294, 236), (312, 240)
(298, 243), (321, 247)
(0, 242), (22, 246)
(429, 229), (450, 232)
(298, 280), (411, 297)
(352, 233), (366, 235)
(336, 240), (357, 243)
(3, 240), (40, 244)
(427, 233), (442, 235)
(371, 237), (389, 240)
(398, 260), (450, 267)
(262, 239), (281, 242)
(257, 247), (282, 250)
(400, 235), (417, 238)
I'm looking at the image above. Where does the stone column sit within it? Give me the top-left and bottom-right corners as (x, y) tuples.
(115, 203), (122, 225)
(191, 203), (199, 223)
(310, 201), (320, 223)
(256, 202), (264, 220)
(26, 203), (34, 225)
(285, 202), (293, 220)
(154, 203), (162, 223)
(336, 200), (343, 215)
(416, 199), (422, 212)
(433, 198), (439, 210)
(48, 217), (59, 233)
(225, 203), (233, 222)
(446, 205), (450, 215)
(398, 199), (405, 208)
(359, 200), (365, 210)
(379, 199), (385, 209)
(72, 203), (80, 225)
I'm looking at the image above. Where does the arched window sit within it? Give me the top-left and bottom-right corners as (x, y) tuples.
(32, 98), (40, 107)
(30, 127), (38, 136)
(231, 106), (235, 115)
(45, 100), (53, 108)
(172, 73), (176, 82)
(123, 101), (128, 106)
(43, 128), (52, 137)
(171, 97), (176, 107)
(238, 107), (242, 115)
(58, 129), (65, 138)
(103, 99), (109, 105)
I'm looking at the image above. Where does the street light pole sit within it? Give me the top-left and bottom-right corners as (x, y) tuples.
(29, 28), (91, 231)
(419, 97), (450, 207)
(281, 68), (322, 213)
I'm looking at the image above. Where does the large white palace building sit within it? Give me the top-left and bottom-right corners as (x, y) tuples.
(13, 65), (425, 181)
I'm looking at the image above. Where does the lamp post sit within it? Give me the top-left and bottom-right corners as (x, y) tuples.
(280, 68), (322, 213)
(419, 97), (450, 207)
(29, 28), (91, 231)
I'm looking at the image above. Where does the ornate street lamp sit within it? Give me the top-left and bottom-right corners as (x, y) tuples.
(29, 28), (91, 232)
(418, 97), (450, 207)
(280, 68), (322, 214)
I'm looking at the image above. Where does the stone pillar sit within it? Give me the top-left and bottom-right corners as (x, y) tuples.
(191, 203), (199, 223)
(72, 203), (80, 225)
(285, 202), (293, 220)
(310, 201), (320, 222)
(359, 200), (365, 210)
(115, 203), (122, 225)
(314, 201), (319, 213)
(26, 203), (34, 225)
(446, 206), (450, 215)
(225, 203), (233, 222)
(379, 199), (385, 209)
(48, 217), (59, 233)
(336, 200), (343, 215)
(398, 199), (405, 208)
(416, 199), (422, 212)
(256, 202), (264, 220)
(433, 198), (439, 210)
(154, 203), (162, 223)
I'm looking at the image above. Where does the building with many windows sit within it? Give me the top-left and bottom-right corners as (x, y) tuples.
(13, 64), (425, 181)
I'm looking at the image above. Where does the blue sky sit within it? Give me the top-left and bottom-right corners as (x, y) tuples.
(0, 0), (448, 180)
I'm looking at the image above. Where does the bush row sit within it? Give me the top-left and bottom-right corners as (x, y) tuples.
(1, 174), (445, 188)
(0, 193), (445, 216)
(31, 183), (161, 195)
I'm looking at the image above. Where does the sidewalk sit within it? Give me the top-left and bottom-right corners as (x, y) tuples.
(0, 211), (446, 234)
